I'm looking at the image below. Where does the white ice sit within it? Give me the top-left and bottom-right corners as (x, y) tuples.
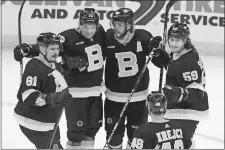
(2, 49), (224, 149)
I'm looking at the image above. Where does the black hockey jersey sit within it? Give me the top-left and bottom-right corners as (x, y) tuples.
(165, 49), (209, 121)
(60, 25), (106, 98)
(14, 58), (68, 131)
(104, 29), (152, 103)
(131, 120), (192, 149)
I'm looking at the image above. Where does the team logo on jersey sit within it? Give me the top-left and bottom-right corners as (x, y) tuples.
(165, 124), (170, 128)
(77, 120), (83, 127)
(53, 144), (59, 149)
(76, 41), (84, 45)
(107, 118), (113, 124)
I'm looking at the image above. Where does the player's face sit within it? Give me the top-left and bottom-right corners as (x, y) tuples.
(168, 37), (185, 53)
(80, 23), (97, 39)
(112, 21), (127, 39)
(45, 44), (60, 62)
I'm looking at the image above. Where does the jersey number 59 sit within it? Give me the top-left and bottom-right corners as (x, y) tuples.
(182, 70), (198, 81)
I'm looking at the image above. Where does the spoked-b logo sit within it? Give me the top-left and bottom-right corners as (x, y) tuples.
(132, 0), (166, 25)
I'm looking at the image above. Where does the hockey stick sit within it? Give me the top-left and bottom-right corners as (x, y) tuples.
(18, 0), (27, 81)
(103, 50), (156, 149)
(158, 0), (179, 91)
(47, 106), (65, 149)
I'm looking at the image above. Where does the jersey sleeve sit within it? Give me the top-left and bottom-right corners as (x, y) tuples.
(17, 61), (46, 107)
(131, 127), (154, 149)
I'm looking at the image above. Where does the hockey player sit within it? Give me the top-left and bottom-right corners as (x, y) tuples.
(103, 8), (170, 149)
(13, 8), (105, 149)
(13, 32), (72, 149)
(162, 23), (209, 142)
(131, 92), (192, 149)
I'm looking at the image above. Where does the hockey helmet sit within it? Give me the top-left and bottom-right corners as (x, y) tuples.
(37, 32), (61, 47)
(79, 8), (99, 25)
(112, 8), (135, 23)
(111, 8), (135, 32)
(168, 22), (190, 39)
(147, 92), (167, 114)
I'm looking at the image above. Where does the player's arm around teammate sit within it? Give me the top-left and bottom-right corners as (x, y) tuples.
(13, 8), (107, 149)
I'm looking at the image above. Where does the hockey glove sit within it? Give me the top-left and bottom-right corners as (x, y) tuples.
(14, 43), (32, 61)
(14, 43), (39, 62)
(148, 36), (162, 51)
(62, 92), (73, 107)
(64, 55), (89, 71)
(151, 49), (171, 68)
(162, 84), (189, 103)
(44, 88), (72, 107)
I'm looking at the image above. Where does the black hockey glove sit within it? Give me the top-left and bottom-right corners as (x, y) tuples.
(151, 49), (171, 68)
(44, 88), (72, 107)
(64, 55), (89, 71)
(162, 85), (189, 103)
(14, 43), (39, 62)
(148, 36), (162, 51)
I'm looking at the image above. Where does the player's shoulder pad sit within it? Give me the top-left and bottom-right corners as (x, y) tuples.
(104, 28), (115, 44)
(106, 28), (114, 38)
(97, 24), (106, 33)
(169, 120), (188, 132)
(59, 29), (74, 37)
(24, 58), (42, 74)
(135, 29), (153, 41)
(183, 48), (200, 64)
(59, 28), (81, 43)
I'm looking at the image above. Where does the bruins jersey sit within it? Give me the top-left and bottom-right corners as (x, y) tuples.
(165, 49), (209, 121)
(104, 29), (153, 103)
(131, 120), (192, 149)
(14, 58), (68, 132)
(59, 25), (106, 98)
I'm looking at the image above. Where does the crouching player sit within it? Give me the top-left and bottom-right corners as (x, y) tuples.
(131, 92), (192, 149)
(13, 32), (72, 149)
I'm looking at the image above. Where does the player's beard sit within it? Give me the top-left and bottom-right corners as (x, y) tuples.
(49, 55), (58, 62)
(114, 30), (135, 45)
(81, 32), (95, 39)
(114, 30), (126, 39)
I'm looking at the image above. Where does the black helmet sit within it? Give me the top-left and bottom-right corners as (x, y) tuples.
(168, 22), (190, 39)
(147, 92), (167, 114)
(111, 8), (135, 32)
(37, 32), (61, 47)
(79, 8), (99, 25)
(112, 8), (135, 23)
